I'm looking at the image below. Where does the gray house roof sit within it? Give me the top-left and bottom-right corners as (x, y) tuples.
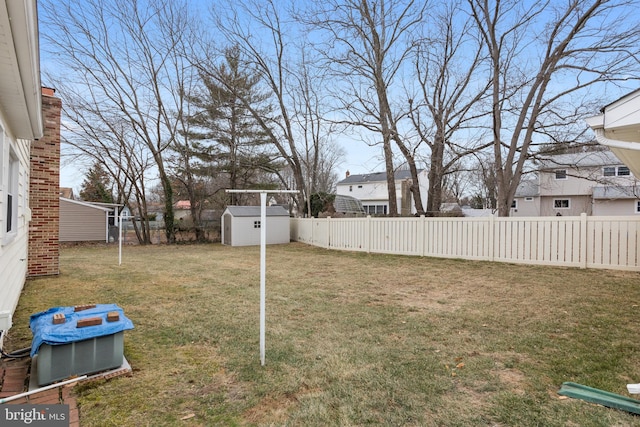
(224, 206), (289, 217)
(537, 150), (622, 170)
(338, 169), (422, 185)
(592, 185), (640, 199)
(514, 178), (540, 197)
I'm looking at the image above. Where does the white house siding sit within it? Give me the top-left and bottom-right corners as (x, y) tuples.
(593, 199), (639, 216)
(0, 0), (43, 336)
(337, 170), (429, 215)
(0, 127), (31, 331)
(512, 197), (540, 216)
(59, 198), (109, 242)
(539, 195), (593, 217)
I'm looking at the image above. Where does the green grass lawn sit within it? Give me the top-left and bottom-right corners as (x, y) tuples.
(7, 242), (640, 426)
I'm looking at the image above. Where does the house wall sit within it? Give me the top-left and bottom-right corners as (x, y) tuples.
(539, 195), (592, 216)
(538, 168), (595, 197)
(28, 90), (61, 276)
(512, 197), (540, 216)
(0, 113), (31, 331)
(337, 170), (429, 215)
(60, 199), (108, 242)
(593, 199), (639, 216)
(227, 215), (290, 246)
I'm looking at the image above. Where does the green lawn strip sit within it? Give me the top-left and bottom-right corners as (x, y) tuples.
(5, 243), (640, 426)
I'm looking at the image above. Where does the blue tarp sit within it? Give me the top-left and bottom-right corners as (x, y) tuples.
(30, 304), (134, 357)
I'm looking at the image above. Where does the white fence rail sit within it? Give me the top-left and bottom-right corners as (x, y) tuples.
(290, 214), (640, 271)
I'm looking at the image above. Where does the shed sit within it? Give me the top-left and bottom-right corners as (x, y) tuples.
(59, 198), (118, 242)
(222, 206), (290, 246)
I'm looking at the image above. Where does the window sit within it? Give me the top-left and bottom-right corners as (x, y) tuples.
(525, 197), (534, 202)
(5, 149), (18, 235)
(636, 201), (640, 214)
(349, 185), (353, 192)
(604, 166), (631, 177)
(363, 204), (388, 215)
(357, 185), (363, 188)
(555, 169), (567, 180)
(510, 200), (517, 209)
(554, 199), (570, 209)
(253, 220), (261, 229)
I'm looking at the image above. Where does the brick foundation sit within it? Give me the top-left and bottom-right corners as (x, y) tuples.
(28, 88), (61, 277)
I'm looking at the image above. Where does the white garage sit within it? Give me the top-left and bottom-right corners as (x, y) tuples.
(221, 206), (290, 246)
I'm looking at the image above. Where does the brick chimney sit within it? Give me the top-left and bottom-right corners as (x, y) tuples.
(28, 87), (61, 277)
(346, 170), (350, 178)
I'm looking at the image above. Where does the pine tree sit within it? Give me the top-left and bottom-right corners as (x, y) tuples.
(184, 45), (279, 205)
(79, 162), (114, 203)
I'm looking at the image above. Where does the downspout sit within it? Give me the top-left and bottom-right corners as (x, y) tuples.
(592, 128), (640, 152)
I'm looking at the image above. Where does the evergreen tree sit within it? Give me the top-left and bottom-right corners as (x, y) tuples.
(79, 162), (114, 203)
(184, 45), (280, 205)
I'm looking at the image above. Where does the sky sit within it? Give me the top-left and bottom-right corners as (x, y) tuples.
(47, 0), (640, 194)
(58, 133), (387, 192)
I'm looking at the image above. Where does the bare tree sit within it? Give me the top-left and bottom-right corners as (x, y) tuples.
(41, 0), (201, 241)
(305, 0), (427, 216)
(206, 0), (329, 212)
(49, 80), (156, 244)
(468, 0), (640, 216)
(409, 1), (491, 215)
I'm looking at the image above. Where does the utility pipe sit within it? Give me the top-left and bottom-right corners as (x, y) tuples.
(0, 375), (87, 404)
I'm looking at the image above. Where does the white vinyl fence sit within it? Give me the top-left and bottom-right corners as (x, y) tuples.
(290, 214), (640, 271)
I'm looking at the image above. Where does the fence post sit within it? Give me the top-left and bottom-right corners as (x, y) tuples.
(326, 216), (331, 249)
(418, 215), (425, 257)
(580, 212), (588, 269)
(489, 214), (495, 262)
(365, 215), (371, 253)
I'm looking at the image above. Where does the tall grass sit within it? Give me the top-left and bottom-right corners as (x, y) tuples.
(6, 243), (640, 426)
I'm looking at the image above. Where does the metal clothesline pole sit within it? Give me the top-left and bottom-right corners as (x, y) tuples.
(226, 189), (299, 366)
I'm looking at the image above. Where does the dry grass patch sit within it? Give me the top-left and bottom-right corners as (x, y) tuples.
(5, 243), (640, 426)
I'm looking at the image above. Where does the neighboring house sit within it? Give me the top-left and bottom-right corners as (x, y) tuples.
(512, 150), (640, 217)
(59, 187), (74, 199)
(336, 169), (429, 216)
(174, 200), (191, 220)
(59, 198), (120, 243)
(221, 206), (290, 246)
(586, 88), (640, 176)
(0, 0), (47, 335)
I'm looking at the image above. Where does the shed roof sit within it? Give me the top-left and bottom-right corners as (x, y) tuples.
(60, 197), (114, 212)
(224, 206), (289, 217)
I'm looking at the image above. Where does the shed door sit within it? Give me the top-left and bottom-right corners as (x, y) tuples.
(223, 213), (232, 245)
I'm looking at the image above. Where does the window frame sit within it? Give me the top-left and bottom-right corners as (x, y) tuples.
(554, 169), (567, 180)
(3, 142), (19, 244)
(553, 199), (570, 209)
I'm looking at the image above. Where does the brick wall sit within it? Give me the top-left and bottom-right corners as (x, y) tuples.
(28, 88), (61, 277)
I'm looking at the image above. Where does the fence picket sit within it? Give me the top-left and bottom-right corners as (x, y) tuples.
(292, 215), (640, 271)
